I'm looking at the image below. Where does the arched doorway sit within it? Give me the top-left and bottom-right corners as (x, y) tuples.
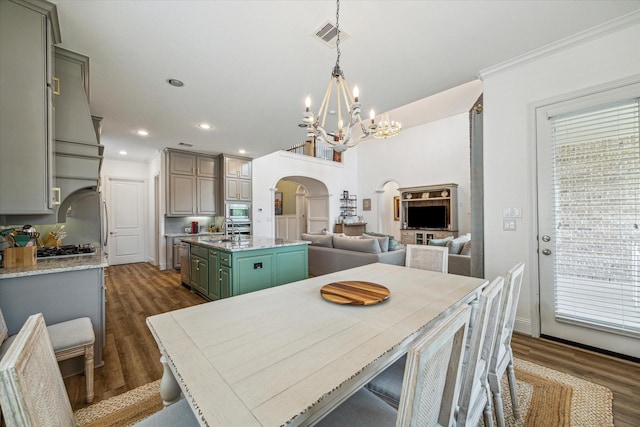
(375, 179), (401, 241)
(273, 176), (329, 239)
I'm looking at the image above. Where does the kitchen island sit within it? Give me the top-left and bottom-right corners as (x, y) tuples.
(0, 250), (107, 374)
(181, 236), (309, 300)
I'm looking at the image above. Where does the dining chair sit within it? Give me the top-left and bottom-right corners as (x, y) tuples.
(0, 313), (199, 427)
(405, 244), (448, 273)
(317, 303), (473, 427)
(456, 276), (504, 427)
(0, 307), (95, 403)
(488, 262), (525, 427)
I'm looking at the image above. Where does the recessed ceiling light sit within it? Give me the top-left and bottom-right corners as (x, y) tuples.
(198, 123), (212, 130)
(119, 150), (127, 155)
(136, 129), (149, 136)
(167, 78), (184, 87)
(238, 149), (246, 154)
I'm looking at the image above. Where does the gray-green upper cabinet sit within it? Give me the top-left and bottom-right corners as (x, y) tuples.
(220, 154), (252, 202)
(0, 0), (61, 214)
(166, 149), (218, 216)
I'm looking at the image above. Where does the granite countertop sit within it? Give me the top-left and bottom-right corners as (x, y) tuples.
(181, 236), (310, 252)
(0, 249), (108, 279)
(165, 232), (224, 238)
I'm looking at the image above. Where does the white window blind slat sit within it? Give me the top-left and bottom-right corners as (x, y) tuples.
(550, 98), (640, 338)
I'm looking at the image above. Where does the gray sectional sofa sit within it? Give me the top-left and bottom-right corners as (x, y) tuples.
(302, 233), (405, 277)
(302, 232), (471, 277)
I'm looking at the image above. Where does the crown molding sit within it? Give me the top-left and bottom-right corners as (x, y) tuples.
(478, 10), (640, 80)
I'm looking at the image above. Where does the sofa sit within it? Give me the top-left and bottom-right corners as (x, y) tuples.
(428, 234), (472, 276)
(302, 233), (406, 277)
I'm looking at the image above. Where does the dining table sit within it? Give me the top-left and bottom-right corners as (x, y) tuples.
(146, 262), (487, 426)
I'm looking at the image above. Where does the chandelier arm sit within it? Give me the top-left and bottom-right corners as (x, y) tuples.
(319, 78), (335, 129)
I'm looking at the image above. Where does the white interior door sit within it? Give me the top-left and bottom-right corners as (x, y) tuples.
(107, 177), (146, 265)
(536, 83), (640, 358)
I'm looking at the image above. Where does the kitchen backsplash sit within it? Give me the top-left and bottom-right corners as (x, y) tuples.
(165, 216), (224, 234)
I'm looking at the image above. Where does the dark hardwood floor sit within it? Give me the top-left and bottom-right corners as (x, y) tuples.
(64, 263), (640, 426)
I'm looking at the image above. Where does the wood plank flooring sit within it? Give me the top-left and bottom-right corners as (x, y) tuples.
(64, 263), (640, 426)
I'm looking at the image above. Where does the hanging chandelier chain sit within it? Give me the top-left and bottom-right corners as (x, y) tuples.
(334, 0), (341, 75)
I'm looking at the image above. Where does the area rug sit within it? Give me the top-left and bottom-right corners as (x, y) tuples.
(73, 380), (162, 426)
(492, 358), (613, 427)
(72, 358), (613, 426)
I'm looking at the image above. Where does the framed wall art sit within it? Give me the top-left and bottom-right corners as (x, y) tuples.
(393, 196), (400, 221)
(274, 192), (283, 215)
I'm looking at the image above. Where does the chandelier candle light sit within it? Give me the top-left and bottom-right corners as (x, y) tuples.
(302, 0), (402, 152)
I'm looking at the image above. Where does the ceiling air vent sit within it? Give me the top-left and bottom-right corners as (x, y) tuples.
(178, 142), (193, 147)
(313, 20), (350, 48)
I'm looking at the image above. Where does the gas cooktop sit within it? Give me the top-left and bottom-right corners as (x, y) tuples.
(37, 244), (96, 259)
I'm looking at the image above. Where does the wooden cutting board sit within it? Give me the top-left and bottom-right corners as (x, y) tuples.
(320, 281), (390, 305)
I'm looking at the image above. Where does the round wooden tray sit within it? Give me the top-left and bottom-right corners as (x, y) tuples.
(320, 281), (390, 305)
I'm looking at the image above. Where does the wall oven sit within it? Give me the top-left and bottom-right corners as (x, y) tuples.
(226, 203), (250, 220)
(225, 203), (251, 235)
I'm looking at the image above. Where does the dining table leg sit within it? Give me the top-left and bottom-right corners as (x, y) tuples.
(159, 355), (182, 406)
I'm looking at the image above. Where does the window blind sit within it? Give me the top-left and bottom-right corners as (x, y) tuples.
(550, 98), (640, 337)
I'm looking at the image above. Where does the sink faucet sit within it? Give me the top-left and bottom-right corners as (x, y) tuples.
(224, 217), (233, 239)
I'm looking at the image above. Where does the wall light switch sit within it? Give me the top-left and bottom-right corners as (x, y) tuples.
(503, 219), (516, 231)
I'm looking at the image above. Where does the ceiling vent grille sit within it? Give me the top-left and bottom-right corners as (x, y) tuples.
(313, 20), (349, 48)
(178, 142), (193, 147)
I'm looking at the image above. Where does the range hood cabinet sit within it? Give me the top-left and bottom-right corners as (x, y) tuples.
(53, 46), (103, 221)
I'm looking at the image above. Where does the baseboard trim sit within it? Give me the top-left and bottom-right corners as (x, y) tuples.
(514, 317), (533, 336)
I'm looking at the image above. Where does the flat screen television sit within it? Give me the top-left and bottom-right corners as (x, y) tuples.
(407, 205), (447, 229)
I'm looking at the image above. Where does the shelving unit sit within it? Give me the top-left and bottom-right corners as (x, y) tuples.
(339, 195), (357, 220)
(334, 193), (366, 235)
(398, 184), (458, 245)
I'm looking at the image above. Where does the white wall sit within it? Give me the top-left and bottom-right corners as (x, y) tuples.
(252, 150), (358, 237)
(356, 113), (472, 236)
(482, 21), (640, 335)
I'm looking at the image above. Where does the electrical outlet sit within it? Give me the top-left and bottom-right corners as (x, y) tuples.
(503, 219), (516, 231)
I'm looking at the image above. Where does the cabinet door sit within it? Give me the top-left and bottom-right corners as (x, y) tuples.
(238, 179), (252, 201)
(225, 156), (251, 179)
(190, 255), (208, 295)
(225, 177), (251, 201)
(197, 156), (216, 177)
(220, 265), (232, 299)
(0, 0), (56, 214)
(197, 177), (217, 215)
(168, 174), (195, 215)
(169, 151), (196, 175)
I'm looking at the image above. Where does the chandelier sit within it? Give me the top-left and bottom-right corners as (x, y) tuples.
(301, 0), (379, 153)
(372, 112), (402, 139)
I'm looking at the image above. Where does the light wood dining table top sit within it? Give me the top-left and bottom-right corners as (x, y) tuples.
(147, 263), (487, 426)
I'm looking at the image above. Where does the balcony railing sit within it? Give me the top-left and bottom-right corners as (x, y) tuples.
(286, 138), (341, 162)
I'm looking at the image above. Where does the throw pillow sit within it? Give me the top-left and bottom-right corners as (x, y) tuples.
(362, 231), (400, 251)
(449, 234), (471, 254)
(460, 240), (471, 256)
(429, 236), (454, 247)
(300, 233), (333, 248)
(363, 233), (389, 252)
(333, 235), (381, 254)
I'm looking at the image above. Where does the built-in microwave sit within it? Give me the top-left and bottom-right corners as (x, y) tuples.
(226, 203), (250, 219)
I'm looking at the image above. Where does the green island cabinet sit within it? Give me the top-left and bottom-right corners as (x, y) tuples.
(187, 239), (308, 300)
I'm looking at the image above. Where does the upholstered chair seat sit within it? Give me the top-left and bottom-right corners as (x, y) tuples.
(0, 309), (95, 403)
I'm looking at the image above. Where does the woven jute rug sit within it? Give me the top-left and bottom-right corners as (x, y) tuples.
(72, 358), (613, 426)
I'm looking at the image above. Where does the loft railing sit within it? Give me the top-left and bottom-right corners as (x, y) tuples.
(286, 138), (341, 162)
